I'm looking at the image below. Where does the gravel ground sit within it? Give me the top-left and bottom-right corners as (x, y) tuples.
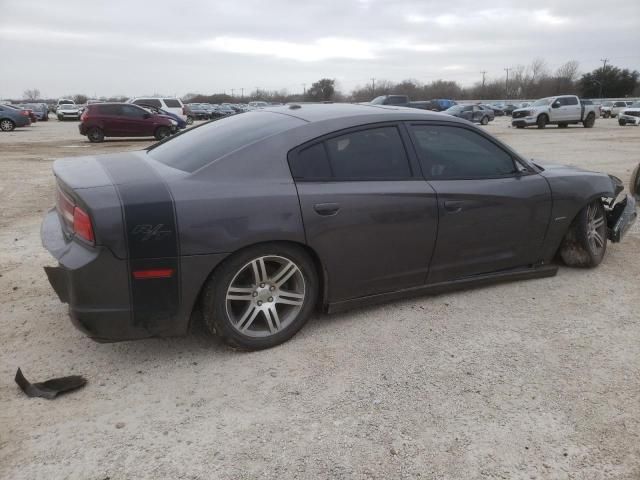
(1, 116), (639, 480)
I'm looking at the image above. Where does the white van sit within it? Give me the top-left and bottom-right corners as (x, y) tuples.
(127, 97), (186, 120)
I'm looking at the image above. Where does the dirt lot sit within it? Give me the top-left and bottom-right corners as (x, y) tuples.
(1, 116), (639, 479)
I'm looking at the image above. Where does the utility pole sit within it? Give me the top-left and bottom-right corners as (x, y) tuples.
(371, 78), (376, 96)
(599, 59), (609, 99)
(302, 83), (306, 96)
(240, 88), (244, 100)
(600, 58), (609, 71)
(231, 88), (235, 98)
(504, 67), (511, 99)
(480, 71), (487, 91)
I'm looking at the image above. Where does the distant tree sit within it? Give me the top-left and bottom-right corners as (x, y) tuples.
(23, 88), (41, 100)
(72, 94), (88, 104)
(306, 78), (336, 102)
(423, 80), (463, 99)
(580, 65), (639, 98)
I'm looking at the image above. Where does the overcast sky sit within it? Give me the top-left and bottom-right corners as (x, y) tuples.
(1, 0), (639, 99)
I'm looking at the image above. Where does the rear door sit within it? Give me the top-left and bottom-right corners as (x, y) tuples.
(407, 122), (551, 283)
(564, 96), (581, 120)
(290, 124), (438, 303)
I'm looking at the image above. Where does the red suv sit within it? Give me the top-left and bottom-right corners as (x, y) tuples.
(79, 103), (177, 143)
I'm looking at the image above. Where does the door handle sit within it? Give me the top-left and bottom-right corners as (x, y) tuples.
(444, 201), (464, 213)
(313, 203), (340, 216)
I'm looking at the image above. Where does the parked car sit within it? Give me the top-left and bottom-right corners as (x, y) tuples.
(139, 104), (188, 129)
(78, 103), (178, 142)
(601, 101), (629, 118)
(212, 105), (236, 118)
(501, 104), (519, 115)
(41, 104), (637, 349)
(16, 105), (37, 122)
(26, 103), (49, 121)
(443, 104), (493, 125)
(127, 97), (187, 121)
(247, 101), (269, 109)
(57, 104), (81, 121)
(0, 104), (32, 131)
(370, 95), (456, 112)
(618, 102), (640, 126)
(482, 104), (505, 116)
(186, 103), (211, 121)
(511, 95), (598, 129)
(57, 99), (75, 107)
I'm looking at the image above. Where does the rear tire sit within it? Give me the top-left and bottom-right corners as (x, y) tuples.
(480, 116), (489, 125)
(202, 243), (319, 350)
(618, 118), (626, 126)
(536, 114), (548, 129)
(154, 126), (171, 141)
(87, 127), (104, 143)
(582, 113), (595, 128)
(604, 111), (611, 118)
(559, 201), (607, 268)
(0, 119), (15, 131)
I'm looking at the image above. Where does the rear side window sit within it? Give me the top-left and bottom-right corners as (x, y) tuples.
(563, 97), (578, 106)
(96, 105), (122, 115)
(289, 143), (332, 179)
(290, 126), (412, 181)
(163, 99), (181, 108)
(148, 111), (303, 173)
(410, 125), (516, 179)
(387, 96), (406, 105)
(134, 99), (161, 108)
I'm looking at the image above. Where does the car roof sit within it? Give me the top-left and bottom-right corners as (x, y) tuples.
(260, 103), (460, 124)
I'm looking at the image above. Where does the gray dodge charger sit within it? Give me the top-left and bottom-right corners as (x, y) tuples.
(42, 104), (638, 350)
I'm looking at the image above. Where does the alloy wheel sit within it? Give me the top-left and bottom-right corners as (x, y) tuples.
(586, 203), (606, 253)
(0, 120), (13, 131)
(225, 255), (306, 338)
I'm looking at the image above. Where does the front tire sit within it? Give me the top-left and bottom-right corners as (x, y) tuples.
(480, 116), (489, 125)
(537, 114), (548, 129)
(186, 116), (194, 125)
(0, 119), (15, 131)
(154, 126), (171, 141)
(559, 201), (607, 268)
(619, 118), (626, 126)
(202, 243), (319, 350)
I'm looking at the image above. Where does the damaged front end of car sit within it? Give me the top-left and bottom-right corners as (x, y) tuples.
(603, 171), (638, 242)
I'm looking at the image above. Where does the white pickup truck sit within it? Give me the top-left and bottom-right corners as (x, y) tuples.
(511, 95), (597, 129)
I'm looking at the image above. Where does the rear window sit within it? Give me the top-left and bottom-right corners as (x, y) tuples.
(148, 111), (303, 173)
(163, 99), (182, 108)
(134, 99), (161, 108)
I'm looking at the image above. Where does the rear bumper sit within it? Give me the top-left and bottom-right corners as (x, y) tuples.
(41, 208), (148, 342)
(608, 195), (637, 242)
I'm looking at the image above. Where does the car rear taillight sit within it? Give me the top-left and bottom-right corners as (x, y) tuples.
(20, 110), (29, 117)
(56, 186), (95, 244)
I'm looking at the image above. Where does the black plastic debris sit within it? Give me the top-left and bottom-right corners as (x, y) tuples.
(15, 368), (86, 399)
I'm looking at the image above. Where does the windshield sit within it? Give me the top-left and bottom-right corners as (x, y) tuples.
(531, 98), (552, 107)
(148, 111), (303, 173)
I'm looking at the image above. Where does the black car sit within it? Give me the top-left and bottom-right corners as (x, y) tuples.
(185, 104), (210, 122)
(41, 104), (638, 350)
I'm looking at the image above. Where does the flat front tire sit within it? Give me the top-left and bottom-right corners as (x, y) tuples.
(202, 243), (319, 350)
(559, 201), (607, 268)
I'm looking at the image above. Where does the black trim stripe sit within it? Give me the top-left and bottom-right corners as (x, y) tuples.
(98, 155), (180, 328)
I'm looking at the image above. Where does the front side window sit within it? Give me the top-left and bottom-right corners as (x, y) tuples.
(121, 105), (146, 118)
(410, 125), (516, 179)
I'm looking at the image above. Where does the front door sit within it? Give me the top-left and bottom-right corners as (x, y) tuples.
(289, 125), (439, 302)
(407, 122), (552, 283)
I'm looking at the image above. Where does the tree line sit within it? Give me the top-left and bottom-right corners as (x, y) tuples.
(18, 59), (639, 105)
